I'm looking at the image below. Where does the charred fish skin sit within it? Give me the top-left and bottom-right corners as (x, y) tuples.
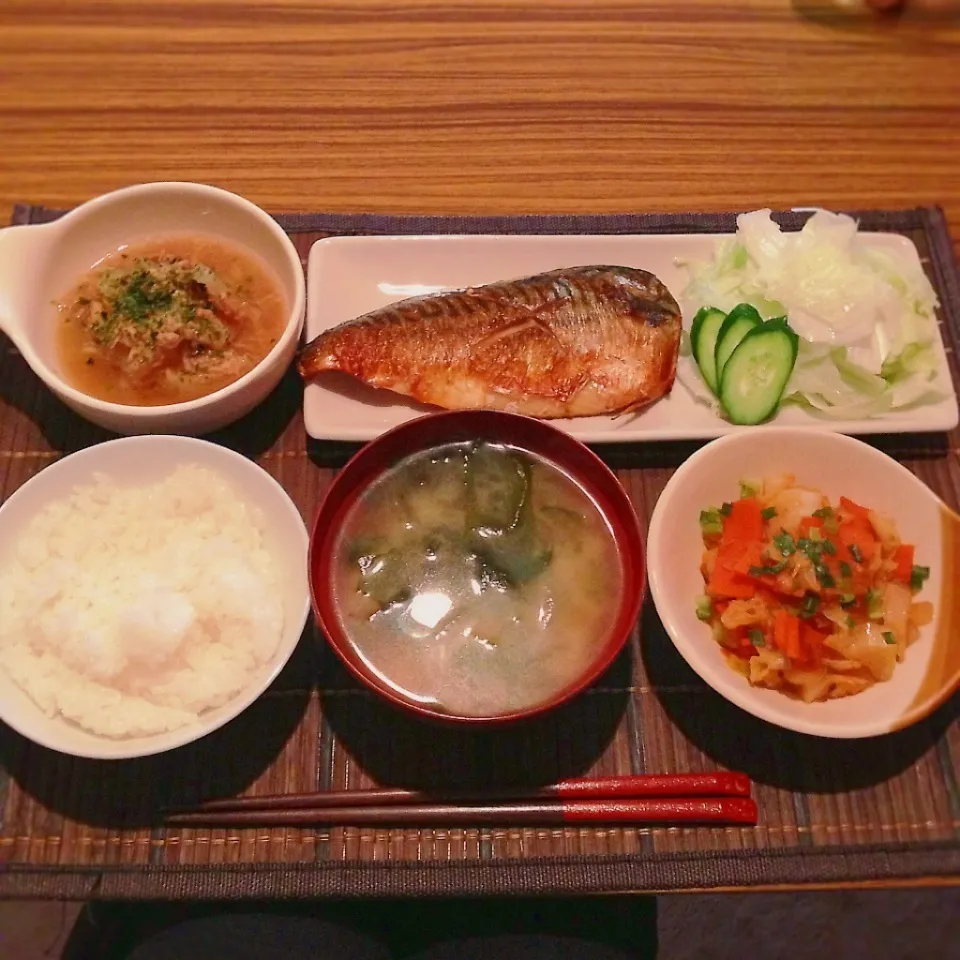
(298, 265), (681, 419)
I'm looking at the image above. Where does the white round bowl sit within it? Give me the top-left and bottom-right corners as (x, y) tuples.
(0, 436), (310, 759)
(647, 428), (959, 739)
(0, 182), (305, 436)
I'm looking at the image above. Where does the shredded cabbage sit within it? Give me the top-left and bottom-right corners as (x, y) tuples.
(678, 209), (945, 419)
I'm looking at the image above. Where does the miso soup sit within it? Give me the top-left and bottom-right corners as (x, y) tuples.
(331, 441), (624, 717)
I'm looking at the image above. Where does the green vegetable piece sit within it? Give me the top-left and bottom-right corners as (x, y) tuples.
(839, 561), (853, 578)
(761, 506), (777, 520)
(840, 593), (856, 607)
(356, 550), (412, 609)
(883, 631), (896, 645)
(814, 563), (836, 589)
(714, 303), (763, 383)
(812, 507), (833, 520)
(718, 320), (800, 425)
(739, 479), (761, 498)
(909, 564), (930, 592)
(465, 444), (529, 533)
(799, 594), (820, 619)
(690, 306), (727, 395)
(845, 615), (856, 629)
(821, 539), (837, 555)
(695, 595), (713, 621)
(720, 502), (734, 516)
(699, 508), (724, 536)
(773, 531), (796, 557)
(748, 629), (765, 647)
(749, 561), (787, 577)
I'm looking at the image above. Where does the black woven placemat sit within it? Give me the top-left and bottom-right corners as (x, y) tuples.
(1, 204), (958, 899)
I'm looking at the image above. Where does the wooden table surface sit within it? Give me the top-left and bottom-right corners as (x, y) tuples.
(1, 0), (959, 249)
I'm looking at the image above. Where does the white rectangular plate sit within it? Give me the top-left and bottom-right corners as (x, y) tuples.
(303, 232), (959, 443)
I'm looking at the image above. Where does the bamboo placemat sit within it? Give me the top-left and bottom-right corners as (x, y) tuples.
(0, 206), (958, 900)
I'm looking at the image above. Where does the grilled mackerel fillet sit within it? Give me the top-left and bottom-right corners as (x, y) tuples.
(297, 265), (681, 418)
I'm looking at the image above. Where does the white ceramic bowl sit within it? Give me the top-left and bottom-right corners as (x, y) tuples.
(0, 182), (305, 436)
(0, 436), (310, 759)
(647, 428), (959, 739)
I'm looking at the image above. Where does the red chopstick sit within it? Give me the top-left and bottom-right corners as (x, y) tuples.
(166, 796), (758, 828)
(169, 773), (750, 816)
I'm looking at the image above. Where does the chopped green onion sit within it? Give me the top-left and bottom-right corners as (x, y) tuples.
(799, 594), (820, 619)
(773, 532), (796, 557)
(695, 595), (714, 621)
(748, 629), (765, 647)
(821, 539), (837, 555)
(720, 502), (733, 517)
(845, 615), (856, 628)
(849, 544), (864, 564)
(739, 479), (760, 498)
(866, 588), (884, 620)
(814, 563), (835, 588)
(761, 506), (777, 521)
(839, 561), (853, 578)
(909, 565), (930, 592)
(812, 507), (833, 520)
(882, 631), (896, 645)
(748, 561), (787, 577)
(699, 509), (724, 536)
(840, 593), (856, 607)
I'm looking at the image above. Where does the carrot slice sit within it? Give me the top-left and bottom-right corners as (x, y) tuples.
(839, 496), (871, 520)
(799, 622), (829, 666)
(721, 497), (764, 545)
(892, 544), (915, 582)
(706, 563), (756, 600)
(723, 541), (766, 577)
(838, 518), (877, 564)
(772, 609), (802, 661)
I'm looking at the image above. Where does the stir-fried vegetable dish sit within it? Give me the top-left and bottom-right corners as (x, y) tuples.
(697, 475), (933, 702)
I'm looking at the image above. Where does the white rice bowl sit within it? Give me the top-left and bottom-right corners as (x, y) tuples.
(0, 436), (309, 759)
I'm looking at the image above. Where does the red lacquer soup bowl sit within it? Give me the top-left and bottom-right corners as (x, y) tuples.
(308, 410), (645, 724)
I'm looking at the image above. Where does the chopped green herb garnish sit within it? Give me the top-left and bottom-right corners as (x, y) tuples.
(761, 506), (777, 521)
(812, 507), (833, 520)
(849, 544), (864, 564)
(748, 629), (765, 647)
(883, 631), (896, 645)
(699, 509), (724, 537)
(695, 595), (713, 621)
(814, 564), (836, 588)
(799, 594), (820, 619)
(773, 531), (796, 557)
(839, 561), (852, 578)
(720, 502), (733, 517)
(739, 479), (760, 498)
(845, 615), (856, 628)
(840, 593), (856, 607)
(909, 565), (930, 592)
(748, 561), (787, 577)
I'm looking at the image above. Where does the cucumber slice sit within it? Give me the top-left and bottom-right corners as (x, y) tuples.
(714, 304), (762, 381)
(690, 307), (726, 395)
(719, 322), (799, 425)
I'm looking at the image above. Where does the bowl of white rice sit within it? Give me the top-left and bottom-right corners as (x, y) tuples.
(0, 435), (310, 759)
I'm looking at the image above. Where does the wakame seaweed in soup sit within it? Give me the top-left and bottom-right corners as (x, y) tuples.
(331, 441), (623, 716)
